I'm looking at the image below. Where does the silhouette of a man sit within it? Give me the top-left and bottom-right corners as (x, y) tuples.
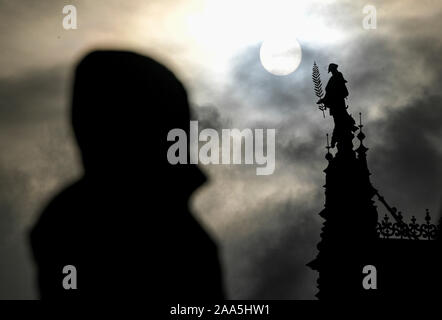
(30, 51), (224, 300)
(317, 63), (357, 149)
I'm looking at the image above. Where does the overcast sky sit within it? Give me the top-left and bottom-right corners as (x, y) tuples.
(0, 0), (441, 299)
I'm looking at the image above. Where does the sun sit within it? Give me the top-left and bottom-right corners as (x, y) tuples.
(259, 37), (302, 76)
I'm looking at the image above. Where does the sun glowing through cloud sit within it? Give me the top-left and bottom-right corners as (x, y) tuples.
(259, 37), (302, 75)
(181, 0), (344, 79)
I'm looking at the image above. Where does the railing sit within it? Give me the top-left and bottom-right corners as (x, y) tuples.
(374, 189), (439, 240)
(377, 209), (439, 240)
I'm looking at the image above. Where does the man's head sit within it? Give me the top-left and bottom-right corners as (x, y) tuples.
(328, 63), (338, 73)
(71, 50), (206, 194)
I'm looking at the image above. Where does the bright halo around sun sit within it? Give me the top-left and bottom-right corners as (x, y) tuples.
(260, 37), (302, 76)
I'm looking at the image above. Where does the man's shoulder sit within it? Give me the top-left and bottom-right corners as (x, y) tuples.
(31, 180), (85, 233)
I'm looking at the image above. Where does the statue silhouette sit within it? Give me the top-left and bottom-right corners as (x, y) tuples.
(310, 64), (379, 299)
(30, 51), (224, 300)
(317, 63), (357, 151)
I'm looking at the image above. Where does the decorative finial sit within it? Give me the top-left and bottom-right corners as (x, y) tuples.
(325, 133), (333, 160)
(425, 209), (431, 223)
(357, 112), (366, 143)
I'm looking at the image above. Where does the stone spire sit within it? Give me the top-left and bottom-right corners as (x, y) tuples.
(308, 110), (379, 299)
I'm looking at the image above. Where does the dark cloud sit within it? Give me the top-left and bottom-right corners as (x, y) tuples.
(222, 196), (321, 299)
(0, 66), (69, 126)
(193, 104), (228, 131)
(369, 93), (442, 218)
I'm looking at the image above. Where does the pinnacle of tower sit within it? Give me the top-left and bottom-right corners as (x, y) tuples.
(356, 112), (369, 156)
(325, 133), (333, 161)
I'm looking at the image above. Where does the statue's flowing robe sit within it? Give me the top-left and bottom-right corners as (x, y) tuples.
(322, 72), (355, 149)
(322, 71), (349, 114)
